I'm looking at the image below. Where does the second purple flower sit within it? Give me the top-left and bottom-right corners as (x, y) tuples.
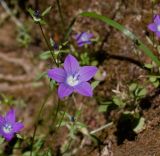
(148, 15), (160, 37)
(75, 32), (93, 47)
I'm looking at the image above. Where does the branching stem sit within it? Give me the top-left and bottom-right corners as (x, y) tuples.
(38, 23), (58, 66)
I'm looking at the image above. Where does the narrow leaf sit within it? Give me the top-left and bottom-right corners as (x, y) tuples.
(42, 6), (52, 16)
(80, 12), (160, 66)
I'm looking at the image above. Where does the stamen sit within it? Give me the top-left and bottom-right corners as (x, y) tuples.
(81, 34), (88, 42)
(67, 75), (79, 86)
(3, 123), (12, 133)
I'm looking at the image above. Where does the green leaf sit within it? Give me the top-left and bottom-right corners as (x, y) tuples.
(137, 88), (147, 97)
(62, 41), (69, 46)
(144, 63), (153, 69)
(129, 83), (138, 92)
(80, 12), (160, 66)
(64, 17), (77, 41)
(27, 8), (35, 17)
(42, 6), (52, 16)
(91, 81), (100, 89)
(98, 105), (108, 112)
(33, 16), (41, 22)
(56, 121), (67, 127)
(27, 8), (42, 23)
(149, 76), (157, 82)
(39, 19), (47, 25)
(0, 137), (4, 144)
(35, 72), (47, 81)
(23, 151), (31, 156)
(112, 96), (125, 108)
(50, 38), (55, 47)
(49, 79), (57, 90)
(91, 60), (98, 66)
(133, 117), (145, 134)
(75, 109), (81, 118)
(39, 51), (51, 60)
(16, 134), (23, 139)
(153, 80), (159, 88)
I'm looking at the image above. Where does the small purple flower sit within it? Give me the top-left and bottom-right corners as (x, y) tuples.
(148, 15), (160, 37)
(0, 109), (24, 141)
(75, 32), (93, 47)
(48, 54), (97, 99)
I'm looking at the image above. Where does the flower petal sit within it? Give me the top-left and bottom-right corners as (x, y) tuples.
(88, 33), (94, 39)
(79, 66), (98, 82)
(5, 109), (15, 124)
(148, 23), (157, 32)
(75, 33), (81, 40)
(48, 68), (66, 82)
(156, 32), (160, 37)
(0, 116), (4, 125)
(74, 82), (93, 97)
(4, 133), (14, 141)
(154, 15), (160, 24)
(58, 83), (74, 99)
(77, 41), (92, 47)
(64, 54), (79, 74)
(13, 122), (24, 132)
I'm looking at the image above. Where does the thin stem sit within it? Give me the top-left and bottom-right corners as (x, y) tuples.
(56, 0), (65, 28)
(38, 22), (58, 66)
(54, 99), (60, 122)
(65, 94), (82, 152)
(56, 97), (70, 130)
(30, 92), (51, 156)
(57, 109), (66, 129)
(50, 98), (60, 132)
(90, 122), (113, 134)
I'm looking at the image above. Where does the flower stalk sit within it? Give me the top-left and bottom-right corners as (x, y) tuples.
(38, 22), (58, 66)
(30, 92), (51, 156)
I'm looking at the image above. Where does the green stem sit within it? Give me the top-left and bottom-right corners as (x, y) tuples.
(49, 98), (60, 132)
(56, 97), (70, 130)
(56, 0), (65, 28)
(38, 22), (58, 66)
(57, 109), (66, 129)
(54, 99), (60, 122)
(65, 94), (82, 151)
(30, 92), (51, 156)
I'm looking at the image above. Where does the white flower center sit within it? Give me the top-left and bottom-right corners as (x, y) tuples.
(3, 123), (12, 133)
(81, 34), (88, 42)
(67, 75), (79, 87)
(157, 25), (160, 31)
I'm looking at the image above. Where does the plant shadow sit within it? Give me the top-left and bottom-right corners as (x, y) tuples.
(115, 113), (138, 145)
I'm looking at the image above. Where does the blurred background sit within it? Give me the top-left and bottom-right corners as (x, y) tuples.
(0, 0), (160, 155)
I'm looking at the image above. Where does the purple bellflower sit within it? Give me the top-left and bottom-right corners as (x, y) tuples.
(48, 54), (97, 99)
(75, 32), (93, 47)
(0, 109), (24, 141)
(148, 15), (160, 37)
